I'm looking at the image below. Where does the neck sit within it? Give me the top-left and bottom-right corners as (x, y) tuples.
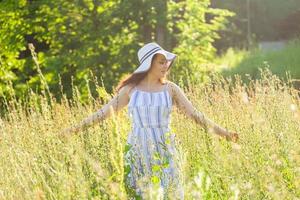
(143, 73), (160, 85)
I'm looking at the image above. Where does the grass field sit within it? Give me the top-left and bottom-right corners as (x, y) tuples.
(0, 69), (299, 199)
(215, 39), (300, 90)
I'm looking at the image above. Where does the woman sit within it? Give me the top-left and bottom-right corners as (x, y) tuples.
(61, 42), (239, 199)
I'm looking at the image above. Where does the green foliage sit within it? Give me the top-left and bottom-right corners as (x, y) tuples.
(0, 0), (232, 106)
(219, 39), (300, 89)
(212, 0), (300, 51)
(0, 1), (30, 96)
(169, 0), (234, 85)
(0, 0), (139, 103)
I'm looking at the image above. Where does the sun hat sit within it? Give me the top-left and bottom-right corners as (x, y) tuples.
(133, 42), (177, 74)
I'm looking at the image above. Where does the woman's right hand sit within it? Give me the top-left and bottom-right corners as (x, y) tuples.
(58, 126), (79, 139)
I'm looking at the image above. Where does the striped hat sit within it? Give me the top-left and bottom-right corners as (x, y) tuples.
(134, 42), (177, 74)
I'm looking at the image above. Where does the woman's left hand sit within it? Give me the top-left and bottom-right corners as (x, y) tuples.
(225, 131), (239, 143)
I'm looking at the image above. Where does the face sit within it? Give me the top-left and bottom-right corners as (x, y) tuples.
(148, 53), (171, 78)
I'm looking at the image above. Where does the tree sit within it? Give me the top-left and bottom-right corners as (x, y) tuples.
(0, 0), (232, 105)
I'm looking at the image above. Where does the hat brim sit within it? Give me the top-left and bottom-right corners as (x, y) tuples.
(133, 49), (176, 74)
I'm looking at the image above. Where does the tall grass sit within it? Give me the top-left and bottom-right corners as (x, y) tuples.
(0, 66), (299, 199)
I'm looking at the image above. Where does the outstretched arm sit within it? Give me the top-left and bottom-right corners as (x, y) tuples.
(169, 81), (238, 142)
(61, 85), (130, 136)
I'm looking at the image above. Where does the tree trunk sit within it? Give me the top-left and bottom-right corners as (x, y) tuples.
(155, 0), (167, 47)
(143, 24), (152, 43)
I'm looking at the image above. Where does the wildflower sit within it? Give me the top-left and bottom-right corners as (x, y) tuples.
(267, 183), (275, 193)
(194, 171), (204, 188)
(243, 182), (252, 190)
(205, 175), (211, 190)
(241, 92), (249, 104)
(232, 143), (241, 150)
(270, 154), (277, 161)
(229, 183), (240, 200)
(290, 104), (297, 112)
(275, 159), (282, 166)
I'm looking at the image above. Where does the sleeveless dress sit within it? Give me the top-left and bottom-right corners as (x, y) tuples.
(124, 83), (184, 199)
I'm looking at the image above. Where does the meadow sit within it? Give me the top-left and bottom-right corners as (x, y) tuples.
(0, 67), (299, 199)
(216, 39), (300, 87)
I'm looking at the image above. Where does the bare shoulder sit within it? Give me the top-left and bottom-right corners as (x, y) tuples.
(118, 83), (135, 98)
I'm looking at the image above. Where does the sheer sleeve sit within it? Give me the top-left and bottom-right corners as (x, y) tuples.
(70, 85), (130, 132)
(168, 81), (228, 135)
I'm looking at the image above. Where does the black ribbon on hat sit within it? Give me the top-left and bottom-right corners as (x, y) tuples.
(139, 47), (161, 64)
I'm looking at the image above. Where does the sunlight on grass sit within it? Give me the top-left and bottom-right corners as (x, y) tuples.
(217, 39), (300, 84)
(214, 47), (250, 71)
(0, 68), (300, 199)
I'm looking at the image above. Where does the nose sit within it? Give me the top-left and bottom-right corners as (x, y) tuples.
(164, 60), (171, 69)
(163, 61), (169, 68)
(162, 65), (168, 72)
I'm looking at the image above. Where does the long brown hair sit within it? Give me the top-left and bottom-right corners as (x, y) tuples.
(115, 54), (174, 92)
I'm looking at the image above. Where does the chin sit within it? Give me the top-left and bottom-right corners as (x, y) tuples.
(159, 72), (167, 77)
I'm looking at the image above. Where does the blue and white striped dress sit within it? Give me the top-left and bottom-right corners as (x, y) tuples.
(124, 83), (184, 198)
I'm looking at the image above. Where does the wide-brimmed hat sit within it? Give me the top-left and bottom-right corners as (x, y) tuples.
(133, 42), (177, 74)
